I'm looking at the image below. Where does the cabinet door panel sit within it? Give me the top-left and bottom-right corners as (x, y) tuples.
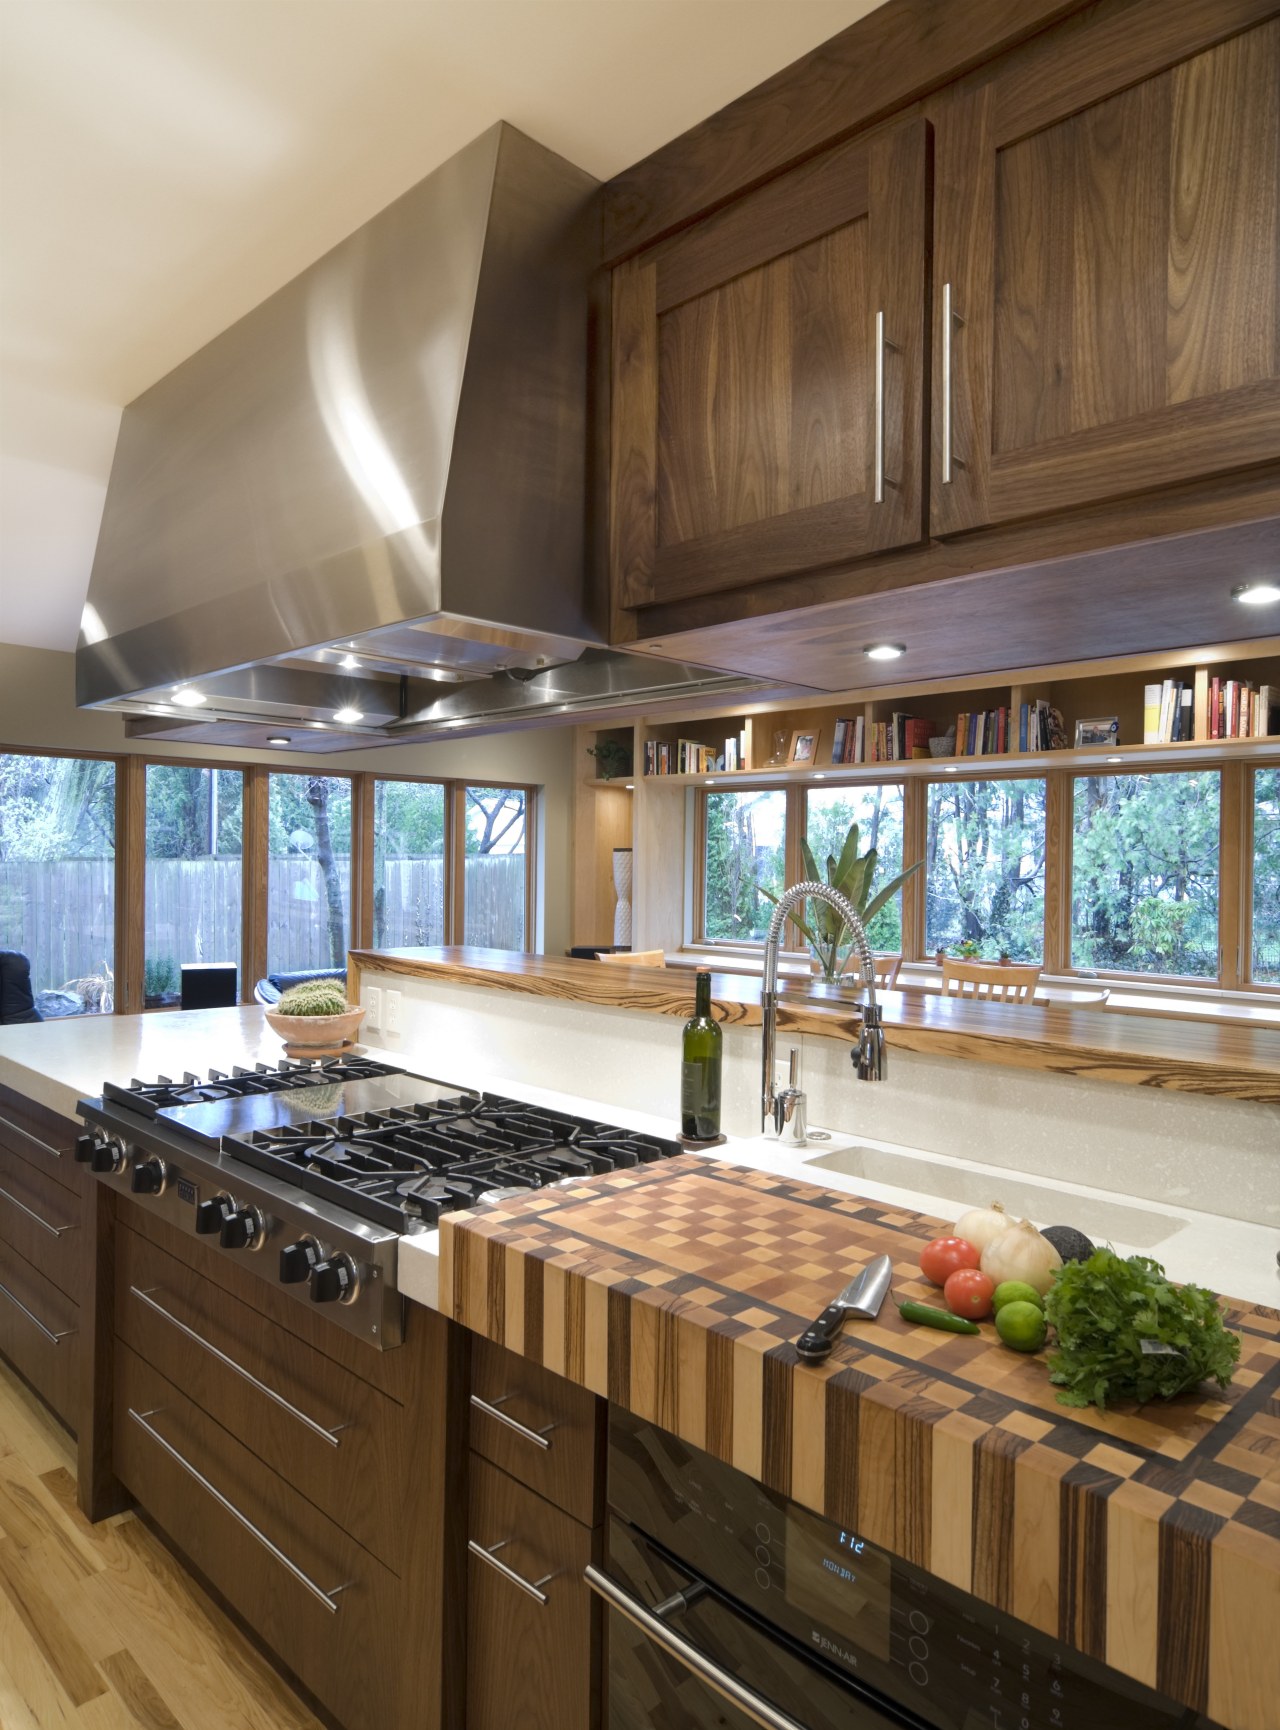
(933, 3), (1280, 534)
(614, 118), (929, 609)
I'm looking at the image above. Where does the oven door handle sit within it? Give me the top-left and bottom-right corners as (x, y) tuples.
(584, 1563), (810, 1730)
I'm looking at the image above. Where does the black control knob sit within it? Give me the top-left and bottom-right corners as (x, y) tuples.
(130, 1156), (169, 1196)
(81, 1134), (125, 1174)
(219, 1206), (265, 1251)
(309, 1254), (358, 1305)
(194, 1197), (228, 1235)
(279, 1239), (322, 1285)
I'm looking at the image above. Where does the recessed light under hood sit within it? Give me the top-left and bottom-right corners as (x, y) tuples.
(78, 120), (764, 736)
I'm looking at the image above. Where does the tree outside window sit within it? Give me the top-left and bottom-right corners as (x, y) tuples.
(703, 790), (786, 942)
(1071, 770), (1219, 977)
(925, 779), (1046, 960)
(463, 787), (527, 950)
(267, 774), (352, 973)
(144, 766), (242, 1005)
(806, 786), (906, 951)
(1252, 768), (1280, 984)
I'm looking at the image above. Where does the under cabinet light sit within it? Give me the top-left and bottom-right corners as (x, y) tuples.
(1107, 755), (1123, 763)
(340, 654), (360, 669)
(334, 707), (363, 724)
(624, 783), (635, 791)
(171, 687), (206, 707)
(267, 735), (290, 746)
(863, 643), (906, 661)
(1232, 581), (1280, 606)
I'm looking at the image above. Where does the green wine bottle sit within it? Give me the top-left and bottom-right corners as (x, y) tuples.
(680, 971), (722, 1140)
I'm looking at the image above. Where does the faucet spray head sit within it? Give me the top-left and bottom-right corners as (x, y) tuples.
(854, 1003), (887, 1082)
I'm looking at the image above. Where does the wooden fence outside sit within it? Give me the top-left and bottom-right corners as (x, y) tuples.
(0, 854), (526, 997)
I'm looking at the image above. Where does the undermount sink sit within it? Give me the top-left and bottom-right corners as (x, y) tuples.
(802, 1144), (1187, 1250)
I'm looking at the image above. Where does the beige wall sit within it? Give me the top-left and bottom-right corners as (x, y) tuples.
(0, 643), (577, 955)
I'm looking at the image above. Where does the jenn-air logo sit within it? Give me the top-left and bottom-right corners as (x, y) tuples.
(811, 1630), (860, 1669)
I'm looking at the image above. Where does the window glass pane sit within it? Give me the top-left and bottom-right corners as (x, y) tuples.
(805, 785), (907, 951)
(373, 780), (447, 948)
(0, 753), (116, 1015)
(1071, 770), (1220, 977)
(926, 779), (1046, 959)
(267, 774), (351, 974)
(1251, 768), (1280, 984)
(463, 787), (527, 950)
(144, 767), (242, 1006)
(703, 790), (786, 942)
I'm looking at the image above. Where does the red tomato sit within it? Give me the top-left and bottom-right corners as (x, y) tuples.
(944, 1267), (995, 1320)
(919, 1236), (981, 1286)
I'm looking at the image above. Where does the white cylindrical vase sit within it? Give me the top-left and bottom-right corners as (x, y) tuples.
(612, 848), (633, 947)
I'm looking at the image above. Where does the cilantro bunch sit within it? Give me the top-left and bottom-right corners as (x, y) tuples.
(1043, 1248), (1241, 1410)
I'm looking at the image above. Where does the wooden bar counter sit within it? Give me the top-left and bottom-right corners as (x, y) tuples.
(350, 947), (1280, 1102)
(437, 1152), (1280, 1730)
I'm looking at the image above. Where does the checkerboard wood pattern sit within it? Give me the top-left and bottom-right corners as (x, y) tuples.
(438, 1156), (1280, 1730)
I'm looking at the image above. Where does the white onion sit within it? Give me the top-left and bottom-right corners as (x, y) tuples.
(980, 1218), (1062, 1295)
(953, 1202), (1010, 1255)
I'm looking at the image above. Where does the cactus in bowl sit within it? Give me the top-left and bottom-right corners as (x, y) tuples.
(276, 979), (349, 1017)
(265, 979), (365, 1050)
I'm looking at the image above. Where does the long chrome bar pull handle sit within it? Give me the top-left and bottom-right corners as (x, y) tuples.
(874, 309), (887, 504)
(942, 281), (965, 485)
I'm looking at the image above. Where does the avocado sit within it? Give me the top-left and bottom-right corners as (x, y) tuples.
(1041, 1225), (1095, 1263)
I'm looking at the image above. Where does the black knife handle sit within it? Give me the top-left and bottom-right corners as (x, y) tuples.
(795, 1303), (846, 1362)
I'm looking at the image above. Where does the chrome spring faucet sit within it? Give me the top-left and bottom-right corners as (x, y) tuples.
(761, 881), (887, 1135)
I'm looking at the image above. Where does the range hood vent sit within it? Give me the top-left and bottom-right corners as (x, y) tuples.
(79, 121), (764, 737)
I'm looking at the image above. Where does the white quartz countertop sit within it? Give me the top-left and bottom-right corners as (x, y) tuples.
(3, 1009), (1275, 1312)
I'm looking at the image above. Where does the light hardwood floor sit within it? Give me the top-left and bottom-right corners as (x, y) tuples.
(0, 1358), (322, 1730)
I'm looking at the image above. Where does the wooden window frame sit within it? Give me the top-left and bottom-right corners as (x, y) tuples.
(0, 746), (542, 1015)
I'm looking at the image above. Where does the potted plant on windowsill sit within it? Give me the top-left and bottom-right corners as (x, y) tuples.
(762, 823), (922, 985)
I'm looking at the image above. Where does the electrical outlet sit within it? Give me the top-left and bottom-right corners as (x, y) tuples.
(363, 987), (382, 1030)
(384, 989), (402, 1035)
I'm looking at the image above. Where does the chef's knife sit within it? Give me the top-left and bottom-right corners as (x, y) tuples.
(795, 1254), (893, 1362)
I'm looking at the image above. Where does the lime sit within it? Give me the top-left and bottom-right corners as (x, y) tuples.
(992, 1280), (1044, 1314)
(995, 1300), (1048, 1353)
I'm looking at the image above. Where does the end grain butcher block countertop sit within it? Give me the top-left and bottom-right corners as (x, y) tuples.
(438, 1156), (1280, 1730)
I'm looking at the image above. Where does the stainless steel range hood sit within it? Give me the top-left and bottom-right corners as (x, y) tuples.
(77, 122), (766, 745)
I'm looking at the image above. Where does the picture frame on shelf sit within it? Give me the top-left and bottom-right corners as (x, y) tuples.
(788, 729), (820, 765)
(1074, 716), (1120, 748)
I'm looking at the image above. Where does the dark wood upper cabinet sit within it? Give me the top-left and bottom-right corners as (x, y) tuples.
(932, 0), (1280, 535)
(611, 117), (930, 609)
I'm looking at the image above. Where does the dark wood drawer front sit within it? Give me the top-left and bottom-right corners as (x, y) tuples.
(0, 1140), (82, 1298)
(0, 1088), (82, 1191)
(0, 1240), (79, 1427)
(117, 1198), (412, 1402)
(115, 1343), (403, 1730)
(470, 1335), (604, 1524)
(468, 1456), (600, 1730)
(115, 1224), (408, 1570)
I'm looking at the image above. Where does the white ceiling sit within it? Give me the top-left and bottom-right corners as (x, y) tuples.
(0, 0), (883, 654)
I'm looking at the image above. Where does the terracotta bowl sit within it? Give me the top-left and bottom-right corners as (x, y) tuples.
(264, 1004), (366, 1056)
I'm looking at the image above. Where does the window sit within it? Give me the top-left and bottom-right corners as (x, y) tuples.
(1071, 770), (1220, 977)
(373, 779), (446, 948)
(144, 766), (242, 1006)
(806, 785), (906, 951)
(702, 789), (786, 942)
(0, 752), (116, 1015)
(925, 778), (1046, 960)
(463, 786), (527, 950)
(268, 773), (352, 974)
(1251, 768), (1280, 984)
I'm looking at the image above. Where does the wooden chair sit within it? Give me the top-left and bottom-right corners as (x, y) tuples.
(596, 948), (666, 968)
(941, 959), (1041, 1003)
(871, 953), (902, 990)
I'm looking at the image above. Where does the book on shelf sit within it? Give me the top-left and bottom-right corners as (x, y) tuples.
(1208, 678), (1280, 740)
(954, 705), (1009, 756)
(1017, 699), (1065, 753)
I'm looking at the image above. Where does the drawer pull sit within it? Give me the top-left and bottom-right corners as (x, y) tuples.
(468, 1537), (552, 1605)
(0, 1278), (76, 1345)
(470, 1392), (554, 1451)
(0, 1111), (65, 1162)
(585, 1564), (807, 1730)
(128, 1407), (352, 1614)
(0, 1179), (76, 1237)
(129, 1286), (348, 1448)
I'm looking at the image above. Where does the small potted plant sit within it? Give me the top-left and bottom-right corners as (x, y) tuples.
(762, 821), (921, 985)
(264, 979), (366, 1054)
(587, 739), (633, 781)
(954, 937), (982, 960)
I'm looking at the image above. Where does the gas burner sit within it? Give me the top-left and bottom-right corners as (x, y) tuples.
(221, 1092), (684, 1232)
